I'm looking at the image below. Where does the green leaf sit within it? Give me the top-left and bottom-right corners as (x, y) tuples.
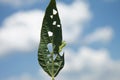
(38, 0), (66, 78)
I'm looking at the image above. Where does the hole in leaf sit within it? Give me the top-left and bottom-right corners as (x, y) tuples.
(53, 54), (57, 60)
(53, 21), (56, 25)
(47, 54), (51, 58)
(50, 15), (53, 19)
(57, 24), (60, 27)
(53, 9), (57, 15)
(48, 31), (53, 36)
(47, 43), (53, 52)
(59, 51), (64, 56)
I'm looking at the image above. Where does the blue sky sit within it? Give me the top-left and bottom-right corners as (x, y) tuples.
(0, 0), (120, 80)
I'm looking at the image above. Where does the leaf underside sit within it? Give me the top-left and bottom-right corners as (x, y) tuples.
(38, 0), (64, 77)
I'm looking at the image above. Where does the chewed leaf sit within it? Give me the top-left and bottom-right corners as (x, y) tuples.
(38, 0), (65, 78)
(53, 9), (57, 15)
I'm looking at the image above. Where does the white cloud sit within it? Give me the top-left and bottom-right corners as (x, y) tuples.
(63, 47), (111, 72)
(0, 0), (38, 7)
(83, 26), (114, 44)
(0, 0), (91, 57)
(0, 10), (43, 56)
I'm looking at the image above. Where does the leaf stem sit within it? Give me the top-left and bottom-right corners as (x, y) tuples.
(52, 76), (54, 80)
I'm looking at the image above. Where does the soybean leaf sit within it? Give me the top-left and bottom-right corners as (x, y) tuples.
(38, 0), (66, 78)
